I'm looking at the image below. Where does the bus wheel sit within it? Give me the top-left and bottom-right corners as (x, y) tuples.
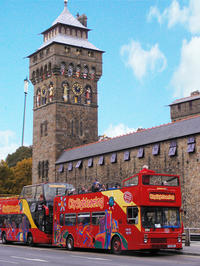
(111, 236), (122, 255)
(66, 235), (74, 251)
(2, 233), (7, 244)
(27, 233), (34, 247)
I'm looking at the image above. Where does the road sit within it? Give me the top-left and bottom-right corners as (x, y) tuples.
(0, 243), (199, 266)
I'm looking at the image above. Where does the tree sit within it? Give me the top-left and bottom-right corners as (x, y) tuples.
(0, 160), (15, 195)
(6, 146), (32, 168)
(11, 158), (32, 195)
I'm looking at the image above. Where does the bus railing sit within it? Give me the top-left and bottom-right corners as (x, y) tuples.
(183, 228), (200, 246)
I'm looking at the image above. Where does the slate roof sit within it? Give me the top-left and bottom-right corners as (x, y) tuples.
(56, 115), (200, 164)
(170, 93), (200, 105)
(52, 4), (87, 29)
(38, 34), (102, 52)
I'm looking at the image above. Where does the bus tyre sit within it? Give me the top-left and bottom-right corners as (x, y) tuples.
(2, 233), (7, 244)
(27, 234), (34, 247)
(66, 236), (74, 251)
(111, 236), (122, 255)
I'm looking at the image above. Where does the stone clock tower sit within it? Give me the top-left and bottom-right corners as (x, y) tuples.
(28, 1), (103, 184)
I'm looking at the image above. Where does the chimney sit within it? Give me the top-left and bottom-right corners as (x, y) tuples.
(77, 14), (87, 27)
(191, 90), (200, 96)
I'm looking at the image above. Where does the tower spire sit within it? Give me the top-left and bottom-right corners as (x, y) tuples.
(64, 0), (68, 8)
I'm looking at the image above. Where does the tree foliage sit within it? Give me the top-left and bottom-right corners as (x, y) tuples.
(11, 158), (32, 194)
(0, 160), (15, 195)
(6, 146), (32, 167)
(0, 158), (32, 195)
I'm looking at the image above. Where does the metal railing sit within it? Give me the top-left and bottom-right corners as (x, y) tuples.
(183, 228), (200, 246)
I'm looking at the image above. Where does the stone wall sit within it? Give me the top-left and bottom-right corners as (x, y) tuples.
(170, 98), (200, 122)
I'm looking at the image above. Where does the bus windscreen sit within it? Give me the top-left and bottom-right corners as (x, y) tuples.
(142, 175), (179, 186)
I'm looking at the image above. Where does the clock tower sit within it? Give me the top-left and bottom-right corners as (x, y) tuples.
(28, 1), (103, 184)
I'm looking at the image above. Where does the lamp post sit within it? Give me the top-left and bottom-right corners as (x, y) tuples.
(21, 77), (29, 146)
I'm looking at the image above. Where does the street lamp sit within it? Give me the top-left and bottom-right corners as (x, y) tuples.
(21, 77), (29, 146)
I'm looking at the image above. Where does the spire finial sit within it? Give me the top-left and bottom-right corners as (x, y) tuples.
(64, 0), (68, 8)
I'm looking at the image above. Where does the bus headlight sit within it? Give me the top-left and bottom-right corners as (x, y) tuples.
(178, 236), (182, 243)
(144, 234), (148, 244)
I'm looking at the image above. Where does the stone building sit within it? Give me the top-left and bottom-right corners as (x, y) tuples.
(28, 1), (103, 183)
(29, 2), (200, 227)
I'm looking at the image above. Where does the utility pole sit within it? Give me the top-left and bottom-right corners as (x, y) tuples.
(21, 77), (29, 146)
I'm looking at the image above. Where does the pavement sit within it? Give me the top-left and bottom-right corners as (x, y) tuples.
(1, 240), (200, 256)
(174, 241), (200, 256)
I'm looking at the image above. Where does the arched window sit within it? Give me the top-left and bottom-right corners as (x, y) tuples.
(40, 67), (44, 81)
(80, 121), (83, 136)
(36, 69), (39, 83)
(76, 65), (81, 78)
(71, 120), (74, 136)
(48, 62), (52, 78)
(67, 63), (74, 77)
(60, 62), (66, 75)
(32, 71), (35, 80)
(44, 65), (48, 79)
(90, 67), (96, 80)
(83, 65), (88, 79)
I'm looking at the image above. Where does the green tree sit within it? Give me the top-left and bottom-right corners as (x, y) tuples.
(6, 146), (32, 168)
(11, 158), (32, 194)
(0, 160), (15, 195)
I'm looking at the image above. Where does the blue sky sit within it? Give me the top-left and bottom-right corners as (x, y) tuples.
(1, 0), (200, 160)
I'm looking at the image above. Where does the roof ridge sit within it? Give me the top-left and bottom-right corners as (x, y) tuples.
(62, 114), (200, 154)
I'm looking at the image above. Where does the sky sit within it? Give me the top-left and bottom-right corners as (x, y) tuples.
(1, 0), (200, 160)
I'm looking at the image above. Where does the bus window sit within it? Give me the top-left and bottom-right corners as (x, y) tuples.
(92, 212), (105, 225)
(127, 207), (138, 224)
(124, 176), (138, 187)
(21, 185), (36, 201)
(141, 207), (180, 229)
(35, 185), (43, 201)
(60, 214), (64, 226)
(142, 175), (179, 186)
(44, 183), (74, 201)
(65, 213), (76, 226)
(77, 213), (90, 225)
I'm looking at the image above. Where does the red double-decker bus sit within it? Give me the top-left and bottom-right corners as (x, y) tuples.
(53, 168), (183, 254)
(0, 182), (73, 245)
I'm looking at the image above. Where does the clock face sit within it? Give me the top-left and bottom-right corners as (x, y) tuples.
(72, 83), (83, 96)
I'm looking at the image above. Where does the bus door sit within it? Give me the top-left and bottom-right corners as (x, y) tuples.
(33, 185), (46, 232)
(76, 212), (92, 248)
(91, 212), (106, 249)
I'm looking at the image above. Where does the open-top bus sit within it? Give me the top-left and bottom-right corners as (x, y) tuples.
(0, 182), (73, 245)
(53, 168), (183, 254)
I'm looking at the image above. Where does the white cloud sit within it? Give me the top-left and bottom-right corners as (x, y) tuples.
(104, 123), (136, 138)
(171, 37), (200, 97)
(148, 0), (200, 34)
(120, 40), (166, 80)
(0, 130), (19, 161)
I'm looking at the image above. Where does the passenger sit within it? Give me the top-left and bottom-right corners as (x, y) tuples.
(80, 185), (87, 194)
(115, 183), (120, 189)
(68, 188), (76, 196)
(92, 179), (100, 192)
(99, 184), (106, 191)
